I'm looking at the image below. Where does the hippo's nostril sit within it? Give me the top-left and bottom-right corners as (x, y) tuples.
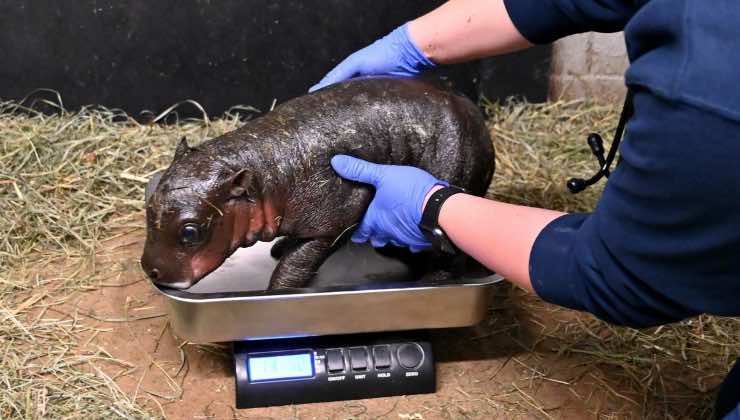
(149, 268), (160, 281)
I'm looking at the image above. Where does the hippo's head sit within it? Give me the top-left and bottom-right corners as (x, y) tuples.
(140, 137), (278, 289)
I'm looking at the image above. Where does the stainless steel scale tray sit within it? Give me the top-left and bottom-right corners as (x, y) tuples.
(156, 240), (503, 343)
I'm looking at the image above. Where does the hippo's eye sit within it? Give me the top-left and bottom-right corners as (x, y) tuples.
(179, 223), (202, 245)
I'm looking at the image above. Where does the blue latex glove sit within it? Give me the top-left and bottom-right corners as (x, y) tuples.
(309, 23), (436, 92)
(331, 155), (448, 252)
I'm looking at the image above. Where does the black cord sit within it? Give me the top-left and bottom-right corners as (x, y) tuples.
(567, 89), (635, 193)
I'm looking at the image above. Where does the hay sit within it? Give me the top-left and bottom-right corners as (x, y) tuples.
(0, 94), (737, 418)
(0, 96), (244, 418)
(483, 97), (616, 210)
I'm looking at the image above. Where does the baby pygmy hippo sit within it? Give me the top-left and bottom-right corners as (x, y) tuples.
(140, 77), (494, 290)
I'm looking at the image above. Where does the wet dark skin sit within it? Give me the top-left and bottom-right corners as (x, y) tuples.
(140, 77), (494, 290)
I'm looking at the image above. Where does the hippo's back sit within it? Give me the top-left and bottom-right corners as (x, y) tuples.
(203, 77), (495, 238)
(274, 77), (495, 196)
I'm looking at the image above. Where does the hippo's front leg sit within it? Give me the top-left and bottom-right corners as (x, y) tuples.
(268, 238), (334, 289)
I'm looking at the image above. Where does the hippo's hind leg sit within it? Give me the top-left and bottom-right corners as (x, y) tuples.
(374, 247), (483, 284)
(415, 252), (492, 285)
(269, 237), (302, 259)
(268, 238), (333, 289)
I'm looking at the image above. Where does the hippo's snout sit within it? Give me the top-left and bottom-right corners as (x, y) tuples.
(140, 255), (164, 284)
(140, 254), (196, 290)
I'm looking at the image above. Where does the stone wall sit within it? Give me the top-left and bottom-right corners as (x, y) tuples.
(549, 32), (629, 102)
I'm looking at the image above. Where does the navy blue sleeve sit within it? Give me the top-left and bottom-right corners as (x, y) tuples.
(528, 90), (740, 328)
(529, 212), (695, 327)
(716, 359), (740, 420)
(503, 0), (638, 44)
(529, 213), (590, 313)
(725, 406), (740, 420)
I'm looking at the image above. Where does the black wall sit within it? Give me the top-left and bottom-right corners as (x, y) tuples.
(0, 1), (550, 117)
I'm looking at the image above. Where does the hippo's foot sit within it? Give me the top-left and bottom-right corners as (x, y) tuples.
(270, 237), (302, 260)
(418, 269), (455, 284)
(414, 252), (491, 284)
(268, 238), (334, 289)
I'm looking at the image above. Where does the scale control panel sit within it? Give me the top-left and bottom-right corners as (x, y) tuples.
(234, 333), (435, 408)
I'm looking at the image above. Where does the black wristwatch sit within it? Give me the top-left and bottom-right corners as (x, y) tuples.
(419, 185), (465, 254)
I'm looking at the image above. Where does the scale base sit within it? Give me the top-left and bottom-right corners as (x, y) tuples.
(233, 332), (435, 409)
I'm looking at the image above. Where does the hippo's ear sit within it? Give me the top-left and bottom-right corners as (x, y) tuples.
(228, 169), (250, 198)
(174, 137), (191, 160)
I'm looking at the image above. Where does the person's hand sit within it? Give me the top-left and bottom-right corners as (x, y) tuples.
(331, 155), (447, 252)
(309, 23), (436, 93)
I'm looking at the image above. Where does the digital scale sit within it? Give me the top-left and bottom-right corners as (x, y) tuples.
(155, 240), (502, 408)
(232, 333), (434, 408)
(148, 166), (502, 408)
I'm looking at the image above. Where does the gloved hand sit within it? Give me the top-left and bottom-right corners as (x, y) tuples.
(331, 155), (447, 252)
(309, 23), (436, 92)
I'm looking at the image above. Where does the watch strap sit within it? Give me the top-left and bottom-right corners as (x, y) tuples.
(419, 185), (465, 253)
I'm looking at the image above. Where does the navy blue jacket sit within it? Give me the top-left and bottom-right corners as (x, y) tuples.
(502, 0), (740, 328)
(505, 0), (740, 121)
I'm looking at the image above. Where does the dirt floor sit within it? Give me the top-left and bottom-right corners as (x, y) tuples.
(57, 231), (667, 419)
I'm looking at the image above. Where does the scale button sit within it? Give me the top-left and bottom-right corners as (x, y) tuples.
(326, 349), (345, 373)
(372, 345), (392, 369)
(349, 347), (368, 371)
(397, 343), (424, 369)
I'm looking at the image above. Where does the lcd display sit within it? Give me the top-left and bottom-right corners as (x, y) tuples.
(248, 353), (314, 382)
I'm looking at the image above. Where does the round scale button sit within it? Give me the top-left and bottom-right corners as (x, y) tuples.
(397, 343), (424, 369)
